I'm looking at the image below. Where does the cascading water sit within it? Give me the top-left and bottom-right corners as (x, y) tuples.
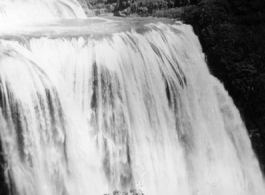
(0, 0), (87, 27)
(0, 1), (265, 195)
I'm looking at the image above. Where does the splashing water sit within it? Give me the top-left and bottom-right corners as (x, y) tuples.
(0, 1), (265, 195)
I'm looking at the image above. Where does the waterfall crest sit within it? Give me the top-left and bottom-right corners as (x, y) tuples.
(0, 20), (265, 195)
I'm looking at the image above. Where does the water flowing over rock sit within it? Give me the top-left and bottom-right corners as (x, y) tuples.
(0, 0), (87, 27)
(0, 1), (265, 195)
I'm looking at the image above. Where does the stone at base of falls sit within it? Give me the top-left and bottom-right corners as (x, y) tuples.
(114, 11), (127, 17)
(104, 189), (144, 195)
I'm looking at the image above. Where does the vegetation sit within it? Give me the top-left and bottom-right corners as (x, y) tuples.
(0, 139), (9, 195)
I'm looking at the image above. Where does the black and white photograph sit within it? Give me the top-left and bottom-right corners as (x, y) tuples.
(0, 0), (265, 195)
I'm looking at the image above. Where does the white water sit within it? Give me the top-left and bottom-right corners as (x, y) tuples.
(0, 0), (86, 27)
(0, 1), (265, 195)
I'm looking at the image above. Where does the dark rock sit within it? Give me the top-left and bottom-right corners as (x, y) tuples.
(114, 10), (127, 17)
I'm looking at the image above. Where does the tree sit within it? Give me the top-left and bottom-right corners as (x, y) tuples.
(115, 0), (127, 11)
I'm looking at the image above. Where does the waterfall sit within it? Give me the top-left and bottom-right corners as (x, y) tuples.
(0, 1), (265, 195)
(0, 0), (87, 27)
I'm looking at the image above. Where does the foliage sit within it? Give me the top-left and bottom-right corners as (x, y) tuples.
(153, 8), (183, 18)
(0, 139), (9, 195)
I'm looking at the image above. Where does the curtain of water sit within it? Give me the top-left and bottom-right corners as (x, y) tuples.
(0, 22), (265, 195)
